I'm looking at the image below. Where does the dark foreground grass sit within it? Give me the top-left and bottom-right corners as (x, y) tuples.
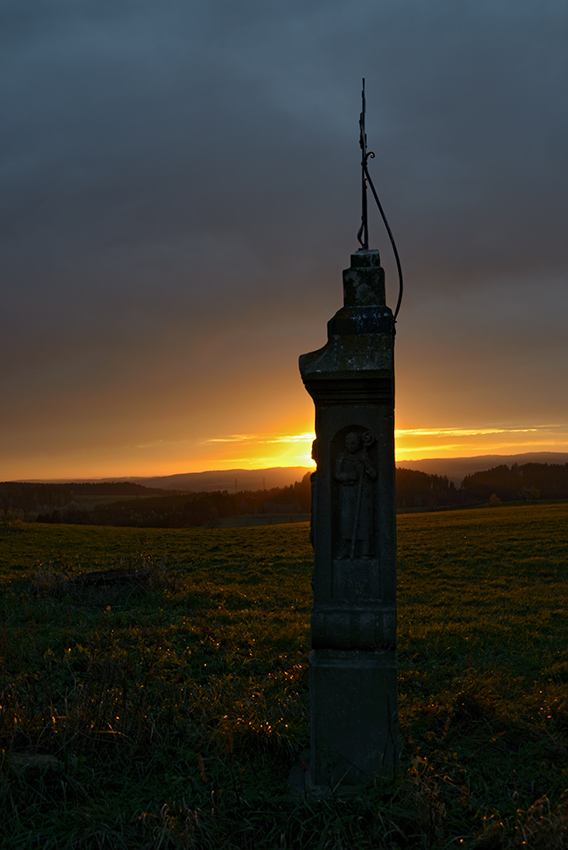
(1, 505), (568, 848)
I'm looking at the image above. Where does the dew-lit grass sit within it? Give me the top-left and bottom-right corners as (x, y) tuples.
(1, 505), (568, 847)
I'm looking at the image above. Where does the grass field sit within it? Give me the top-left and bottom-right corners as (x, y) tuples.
(1, 504), (568, 848)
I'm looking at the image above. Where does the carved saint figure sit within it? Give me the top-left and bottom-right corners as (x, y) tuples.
(335, 431), (377, 559)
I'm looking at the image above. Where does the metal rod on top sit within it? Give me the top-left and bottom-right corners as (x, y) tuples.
(357, 78), (375, 250)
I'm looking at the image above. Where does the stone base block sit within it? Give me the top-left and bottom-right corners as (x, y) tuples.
(309, 648), (398, 787)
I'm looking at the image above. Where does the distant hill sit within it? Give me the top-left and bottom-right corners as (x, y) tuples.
(20, 467), (312, 492)
(112, 466), (312, 492)
(18, 453), (568, 492)
(396, 452), (568, 485)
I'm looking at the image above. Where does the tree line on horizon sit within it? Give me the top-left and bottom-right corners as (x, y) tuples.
(0, 481), (177, 516)
(2, 462), (568, 528)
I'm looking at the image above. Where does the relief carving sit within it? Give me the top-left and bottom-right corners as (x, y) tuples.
(334, 430), (376, 559)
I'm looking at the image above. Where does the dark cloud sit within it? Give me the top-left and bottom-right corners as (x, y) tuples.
(1, 0), (567, 475)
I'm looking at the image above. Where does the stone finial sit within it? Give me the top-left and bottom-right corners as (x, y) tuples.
(343, 249), (386, 308)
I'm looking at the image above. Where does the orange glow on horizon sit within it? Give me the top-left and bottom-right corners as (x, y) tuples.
(179, 423), (568, 474)
(195, 423), (568, 472)
(6, 423), (568, 481)
(393, 424), (568, 461)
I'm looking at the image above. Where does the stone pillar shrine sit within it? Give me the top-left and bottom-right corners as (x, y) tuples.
(298, 82), (399, 788)
(299, 248), (398, 787)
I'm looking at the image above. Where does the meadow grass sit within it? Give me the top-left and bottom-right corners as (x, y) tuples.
(1, 504), (568, 848)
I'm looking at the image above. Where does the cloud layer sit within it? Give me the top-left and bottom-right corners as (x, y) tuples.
(2, 0), (567, 477)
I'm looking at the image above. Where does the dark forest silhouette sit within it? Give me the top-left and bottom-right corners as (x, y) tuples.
(2, 462), (568, 528)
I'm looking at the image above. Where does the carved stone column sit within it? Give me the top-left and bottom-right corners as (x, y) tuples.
(299, 247), (398, 787)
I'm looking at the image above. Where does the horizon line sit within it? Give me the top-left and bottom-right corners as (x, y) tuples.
(6, 449), (568, 484)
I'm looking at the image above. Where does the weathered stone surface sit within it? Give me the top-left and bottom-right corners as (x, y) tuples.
(299, 248), (398, 788)
(342, 248), (385, 307)
(311, 606), (396, 650)
(309, 649), (398, 785)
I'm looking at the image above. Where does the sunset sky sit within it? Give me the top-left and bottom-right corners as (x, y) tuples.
(2, 1), (568, 480)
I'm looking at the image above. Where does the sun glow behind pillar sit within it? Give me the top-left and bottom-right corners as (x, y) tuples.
(7, 422), (568, 481)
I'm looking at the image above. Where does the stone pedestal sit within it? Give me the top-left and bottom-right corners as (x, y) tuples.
(299, 248), (398, 787)
(310, 650), (397, 785)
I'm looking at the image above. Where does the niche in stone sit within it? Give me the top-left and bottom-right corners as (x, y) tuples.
(333, 425), (377, 560)
(331, 425), (380, 602)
